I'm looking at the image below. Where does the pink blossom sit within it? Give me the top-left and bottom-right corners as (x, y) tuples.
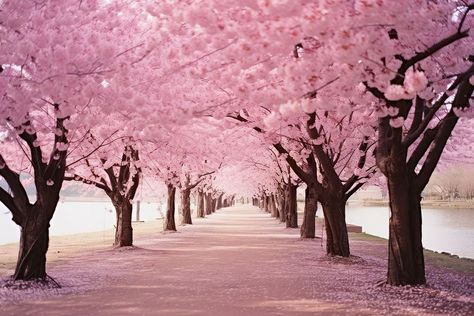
(385, 85), (410, 101)
(389, 117), (405, 128)
(404, 69), (428, 95)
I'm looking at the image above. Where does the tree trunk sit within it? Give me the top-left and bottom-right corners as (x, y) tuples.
(217, 194), (223, 210)
(197, 190), (205, 218)
(14, 208), (50, 280)
(205, 193), (213, 215)
(386, 170), (425, 285)
(286, 183), (298, 228)
(300, 184), (317, 238)
(273, 194), (281, 220)
(270, 194), (279, 218)
(211, 198), (217, 213)
(279, 190), (287, 223)
(276, 197), (283, 220)
(180, 188), (192, 225)
(321, 195), (350, 257)
(113, 199), (133, 247)
(164, 184), (177, 231)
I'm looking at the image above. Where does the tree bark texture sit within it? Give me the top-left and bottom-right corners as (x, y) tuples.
(278, 189), (287, 223)
(217, 194), (223, 210)
(180, 188), (192, 225)
(300, 184), (317, 238)
(321, 196), (350, 257)
(386, 169), (425, 285)
(205, 193), (213, 215)
(197, 190), (205, 218)
(270, 194), (279, 218)
(286, 184), (298, 228)
(165, 184), (177, 231)
(14, 205), (52, 280)
(211, 198), (217, 213)
(113, 198), (133, 247)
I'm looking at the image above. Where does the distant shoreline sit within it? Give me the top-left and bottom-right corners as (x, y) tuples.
(57, 197), (161, 203)
(297, 199), (474, 209)
(348, 199), (474, 209)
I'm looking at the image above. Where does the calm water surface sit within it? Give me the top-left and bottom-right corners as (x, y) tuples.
(0, 200), (167, 245)
(1, 202), (473, 259)
(298, 202), (473, 259)
(344, 206), (474, 259)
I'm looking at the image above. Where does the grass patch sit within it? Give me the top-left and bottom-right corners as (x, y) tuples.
(351, 232), (386, 244)
(424, 250), (474, 275)
(351, 232), (474, 275)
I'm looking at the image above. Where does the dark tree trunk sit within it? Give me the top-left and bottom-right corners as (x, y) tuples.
(386, 170), (425, 285)
(217, 194), (223, 210)
(113, 199), (133, 247)
(197, 190), (205, 218)
(276, 195), (283, 220)
(205, 193), (213, 215)
(273, 194), (281, 220)
(270, 194), (278, 218)
(371, 60), (473, 285)
(278, 191), (287, 223)
(1, 115), (68, 281)
(164, 184), (177, 231)
(12, 187), (63, 281)
(14, 206), (50, 280)
(180, 188), (192, 225)
(321, 194), (350, 257)
(267, 195), (272, 213)
(211, 198), (217, 212)
(286, 183), (298, 228)
(300, 184), (317, 238)
(102, 146), (141, 247)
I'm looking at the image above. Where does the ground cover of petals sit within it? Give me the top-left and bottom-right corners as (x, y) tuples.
(1, 205), (472, 316)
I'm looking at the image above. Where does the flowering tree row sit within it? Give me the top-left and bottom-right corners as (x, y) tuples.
(0, 0), (472, 287)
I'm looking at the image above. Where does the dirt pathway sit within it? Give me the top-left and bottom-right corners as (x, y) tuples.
(1, 205), (473, 315)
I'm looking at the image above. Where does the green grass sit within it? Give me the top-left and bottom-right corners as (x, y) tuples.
(351, 232), (386, 243)
(424, 249), (474, 275)
(351, 232), (474, 275)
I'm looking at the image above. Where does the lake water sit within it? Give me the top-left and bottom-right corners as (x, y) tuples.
(344, 206), (474, 259)
(1, 202), (473, 259)
(296, 202), (473, 259)
(0, 200), (168, 246)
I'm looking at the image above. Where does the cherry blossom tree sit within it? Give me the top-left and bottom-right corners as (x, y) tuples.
(0, 0), (170, 279)
(356, 2), (474, 285)
(0, 0), (140, 280)
(65, 135), (142, 247)
(2, 0), (472, 289)
(176, 0), (473, 283)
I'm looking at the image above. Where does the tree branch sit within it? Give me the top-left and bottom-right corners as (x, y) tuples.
(65, 174), (111, 193)
(415, 75), (473, 190)
(0, 154), (30, 214)
(394, 29), (470, 84)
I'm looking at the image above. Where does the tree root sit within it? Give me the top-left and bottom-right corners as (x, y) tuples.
(3, 274), (61, 290)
